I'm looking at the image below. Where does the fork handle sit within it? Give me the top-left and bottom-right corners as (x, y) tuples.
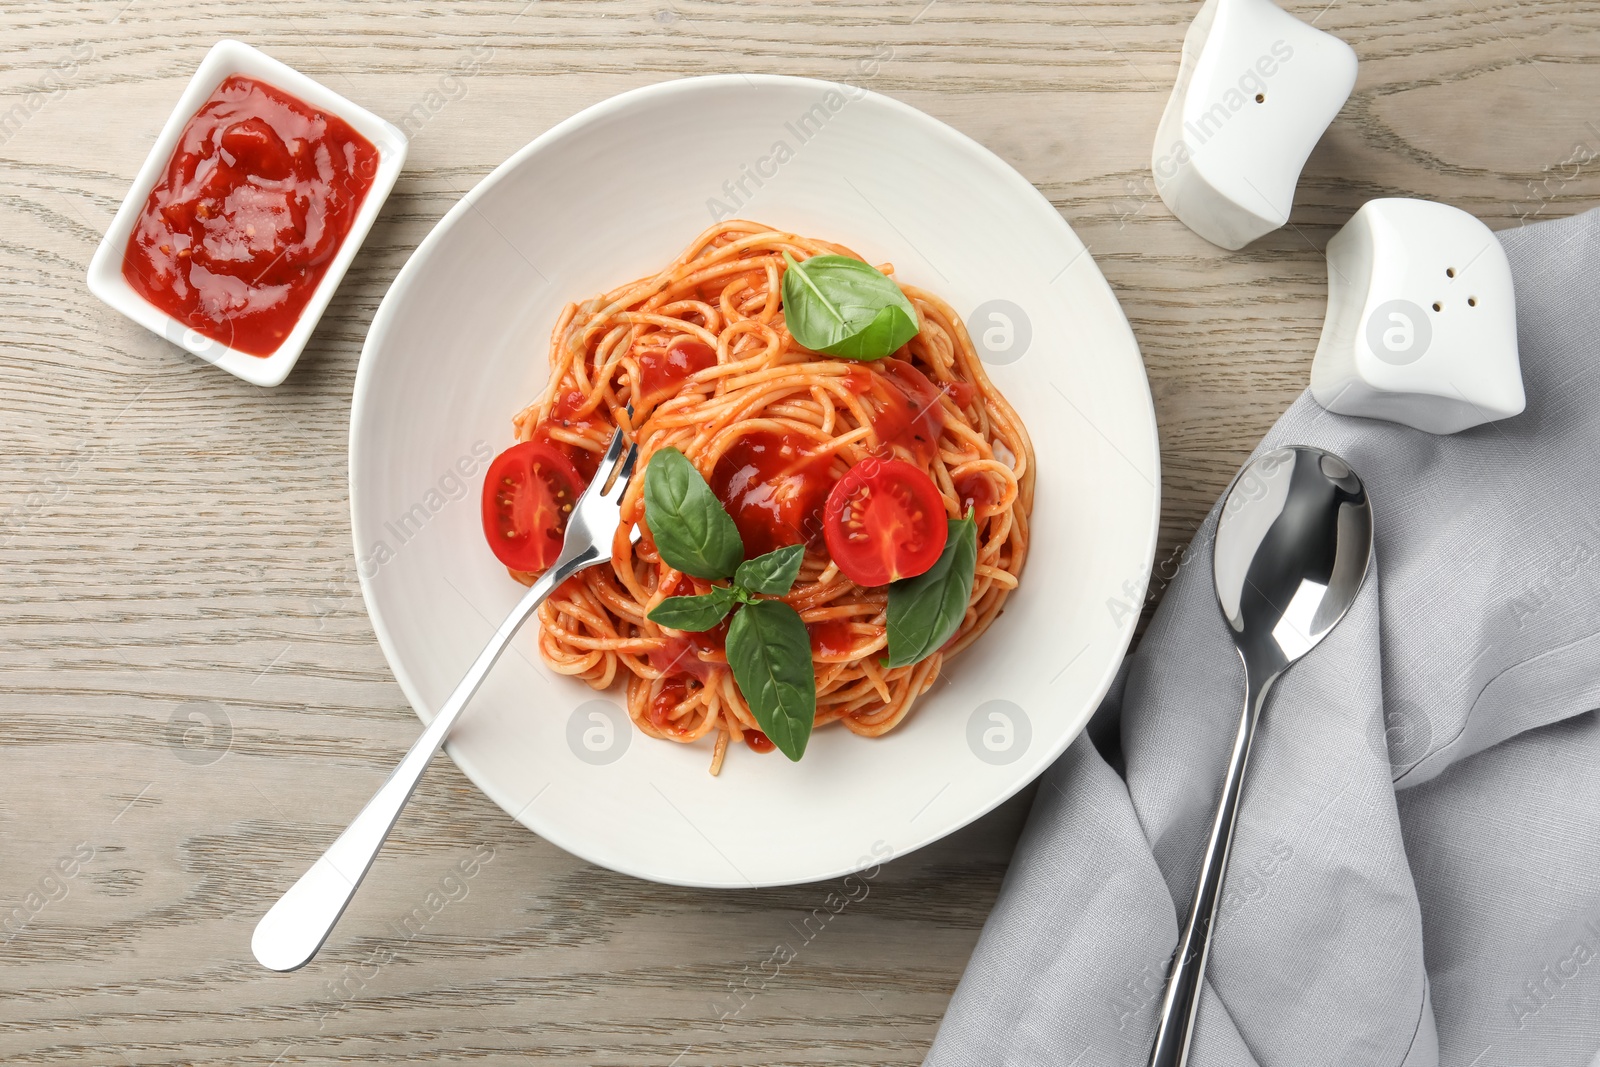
(1147, 666), (1275, 1067)
(251, 557), (580, 972)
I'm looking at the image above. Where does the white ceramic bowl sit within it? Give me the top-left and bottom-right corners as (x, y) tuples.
(350, 74), (1160, 887)
(86, 39), (407, 387)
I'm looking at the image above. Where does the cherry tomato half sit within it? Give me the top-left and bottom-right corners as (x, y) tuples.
(482, 441), (585, 573)
(822, 458), (948, 587)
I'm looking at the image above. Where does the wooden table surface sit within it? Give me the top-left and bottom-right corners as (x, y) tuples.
(3, 1), (1598, 1063)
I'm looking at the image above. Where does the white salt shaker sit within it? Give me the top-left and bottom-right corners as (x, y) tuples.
(1309, 198), (1524, 435)
(1152, 0), (1358, 250)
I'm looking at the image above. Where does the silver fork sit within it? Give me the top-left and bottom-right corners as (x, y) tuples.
(252, 425), (639, 972)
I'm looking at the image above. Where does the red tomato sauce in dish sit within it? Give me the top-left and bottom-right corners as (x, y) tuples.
(529, 388), (606, 482)
(846, 359), (974, 465)
(637, 338), (718, 409)
(807, 618), (859, 658)
(121, 75), (379, 357)
(647, 625), (728, 686)
(710, 430), (834, 558)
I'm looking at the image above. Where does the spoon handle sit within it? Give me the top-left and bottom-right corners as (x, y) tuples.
(250, 569), (563, 973)
(1147, 669), (1274, 1067)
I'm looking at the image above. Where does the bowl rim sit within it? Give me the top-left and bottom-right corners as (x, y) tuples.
(84, 38), (408, 388)
(350, 72), (1162, 887)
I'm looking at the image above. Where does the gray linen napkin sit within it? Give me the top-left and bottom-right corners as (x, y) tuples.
(926, 205), (1600, 1067)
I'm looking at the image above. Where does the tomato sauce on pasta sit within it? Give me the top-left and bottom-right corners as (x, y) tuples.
(507, 221), (1035, 774)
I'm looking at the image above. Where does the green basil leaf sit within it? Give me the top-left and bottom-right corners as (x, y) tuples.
(781, 252), (920, 362)
(647, 586), (737, 632)
(885, 512), (978, 668)
(725, 599), (816, 761)
(734, 544), (806, 596)
(643, 447), (744, 579)
(826, 303), (920, 362)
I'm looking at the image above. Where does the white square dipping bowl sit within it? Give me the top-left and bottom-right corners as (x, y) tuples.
(85, 39), (407, 387)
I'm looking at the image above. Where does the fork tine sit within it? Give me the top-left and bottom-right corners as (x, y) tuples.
(591, 406), (637, 496)
(605, 444), (640, 499)
(589, 425), (628, 492)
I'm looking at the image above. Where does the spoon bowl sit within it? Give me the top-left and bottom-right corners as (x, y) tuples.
(1148, 445), (1372, 1067)
(1214, 446), (1373, 678)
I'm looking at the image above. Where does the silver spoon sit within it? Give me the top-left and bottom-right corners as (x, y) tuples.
(1147, 445), (1373, 1067)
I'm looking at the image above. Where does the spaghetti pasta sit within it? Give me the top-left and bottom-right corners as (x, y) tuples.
(506, 220), (1035, 773)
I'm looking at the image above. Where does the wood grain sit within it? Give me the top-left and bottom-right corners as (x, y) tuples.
(1, 0), (1597, 1062)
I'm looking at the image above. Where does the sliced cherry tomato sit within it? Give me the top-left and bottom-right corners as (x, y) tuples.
(822, 459), (948, 587)
(481, 441), (584, 573)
